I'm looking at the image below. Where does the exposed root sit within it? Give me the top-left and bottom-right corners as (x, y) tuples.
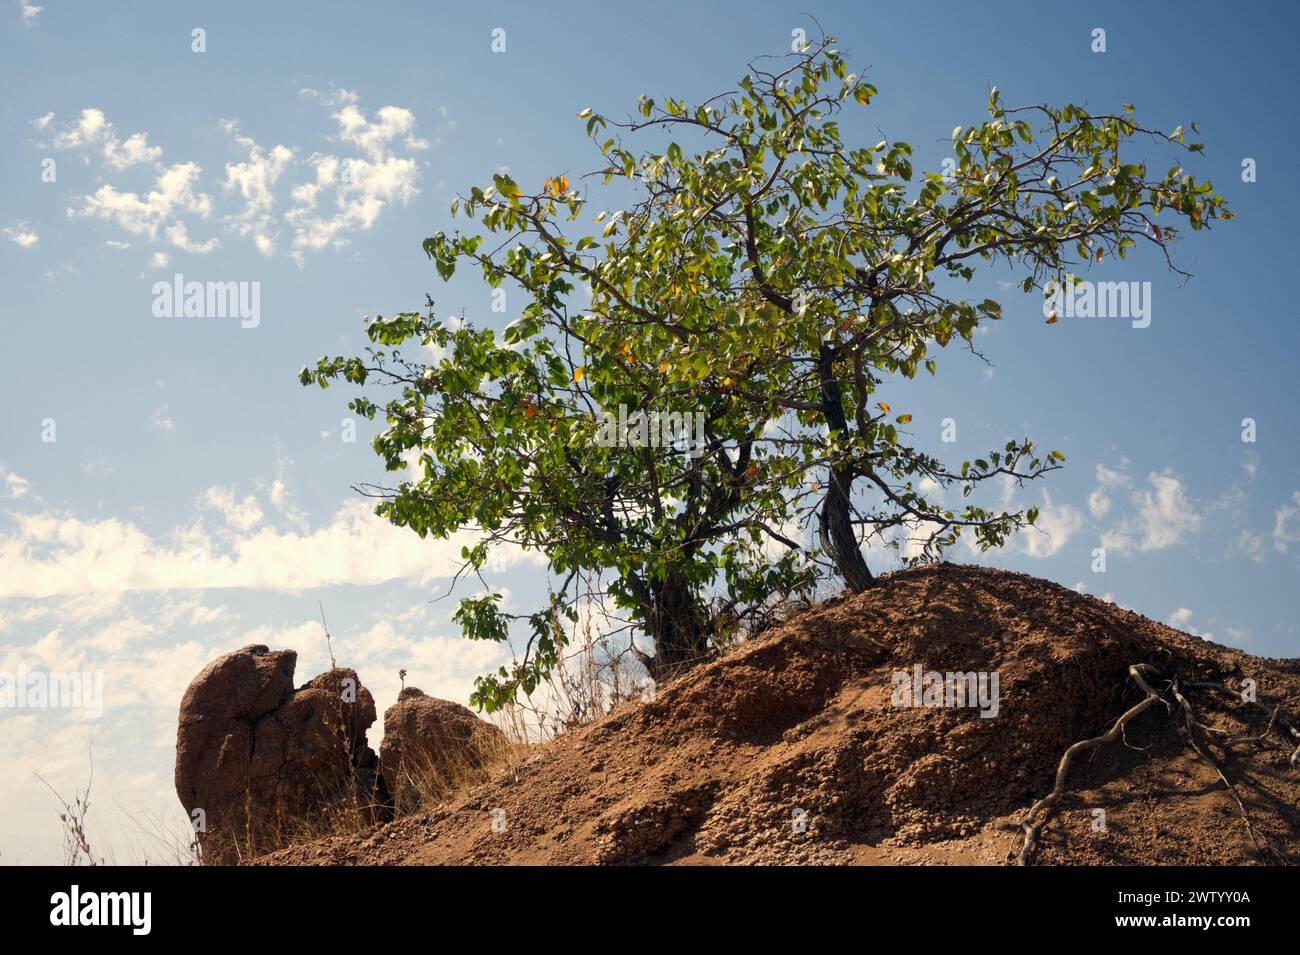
(1187, 679), (1300, 767)
(1017, 664), (1297, 866)
(1017, 664), (1165, 866)
(1169, 679), (1282, 862)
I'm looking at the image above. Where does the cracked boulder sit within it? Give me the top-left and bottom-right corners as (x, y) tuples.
(175, 644), (383, 862)
(380, 687), (507, 814)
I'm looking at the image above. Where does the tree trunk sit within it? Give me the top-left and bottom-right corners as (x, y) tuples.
(638, 570), (709, 683)
(817, 345), (876, 593)
(819, 466), (875, 592)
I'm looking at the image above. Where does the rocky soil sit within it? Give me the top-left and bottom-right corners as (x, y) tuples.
(247, 564), (1300, 865)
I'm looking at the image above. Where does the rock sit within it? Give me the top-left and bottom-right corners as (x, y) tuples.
(174, 645), (384, 862)
(380, 687), (507, 813)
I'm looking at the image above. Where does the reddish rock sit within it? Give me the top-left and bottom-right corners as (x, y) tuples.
(380, 687), (507, 813)
(175, 644), (383, 862)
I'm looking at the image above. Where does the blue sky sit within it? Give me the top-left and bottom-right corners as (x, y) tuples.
(1, 0), (1297, 864)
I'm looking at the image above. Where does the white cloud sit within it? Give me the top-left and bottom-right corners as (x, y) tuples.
(220, 120), (294, 255)
(286, 90), (429, 265)
(149, 406), (175, 432)
(1273, 492), (1300, 553)
(288, 154), (336, 212)
(918, 475), (944, 502)
(280, 617), (504, 740)
(164, 220), (220, 253)
(105, 132), (164, 171)
(3, 223), (39, 248)
(200, 485), (264, 534)
(0, 493), (543, 599)
(287, 154), (420, 264)
(1235, 527), (1266, 563)
(47, 94), (438, 263)
(300, 89), (431, 155)
(1088, 463), (1127, 519)
(47, 109), (224, 258)
(333, 102), (429, 160)
(1132, 471), (1200, 550)
(0, 597), (244, 863)
(47, 108), (162, 170)
(69, 161), (213, 242)
(1019, 492), (1084, 558)
(0, 584), (509, 862)
(1100, 469), (1200, 554)
(2, 467), (31, 500)
(1208, 455), (1267, 562)
(997, 474), (1016, 510)
(1163, 606), (1238, 644)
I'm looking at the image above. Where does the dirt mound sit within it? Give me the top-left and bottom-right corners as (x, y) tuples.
(254, 565), (1300, 866)
(381, 687), (508, 813)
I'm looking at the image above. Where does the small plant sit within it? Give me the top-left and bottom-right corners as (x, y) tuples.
(36, 755), (99, 867)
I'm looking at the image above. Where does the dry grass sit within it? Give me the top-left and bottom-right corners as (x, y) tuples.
(500, 596), (653, 743)
(201, 767), (383, 865)
(386, 726), (525, 816)
(36, 753), (202, 867)
(37, 766), (100, 867)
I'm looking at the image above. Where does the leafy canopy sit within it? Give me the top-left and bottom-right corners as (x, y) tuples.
(303, 35), (1228, 710)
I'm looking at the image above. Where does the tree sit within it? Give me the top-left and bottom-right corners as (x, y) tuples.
(302, 34), (1228, 709)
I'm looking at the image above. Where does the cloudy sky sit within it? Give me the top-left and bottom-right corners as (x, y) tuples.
(2, 0), (1297, 864)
